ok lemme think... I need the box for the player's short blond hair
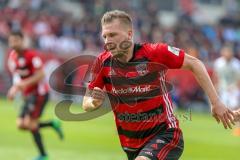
[101,10,132,29]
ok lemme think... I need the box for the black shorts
[19,93,49,119]
[125,128,184,160]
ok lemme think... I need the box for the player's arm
[7,68,44,100]
[181,54,235,129]
[7,73,21,100]
[82,87,105,112]
[7,58,19,100]
[17,68,45,91]
[82,55,105,112]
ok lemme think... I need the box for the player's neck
[116,44,134,63]
[14,48,25,56]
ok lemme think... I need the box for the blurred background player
[213,44,240,136]
[7,31,64,160]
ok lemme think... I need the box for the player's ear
[127,30,133,40]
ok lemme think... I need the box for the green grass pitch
[0,97,239,160]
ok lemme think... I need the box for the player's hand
[7,85,19,101]
[91,87,105,107]
[233,109,240,122]
[211,101,235,129]
[16,81,27,91]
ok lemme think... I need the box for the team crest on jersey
[168,46,180,56]
[135,63,149,76]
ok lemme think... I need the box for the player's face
[8,35,24,51]
[102,19,132,57]
[221,47,233,61]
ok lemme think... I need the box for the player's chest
[103,63,162,95]
[13,57,33,77]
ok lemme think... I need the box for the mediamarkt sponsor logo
[112,85,151,94]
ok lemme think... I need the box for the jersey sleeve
[28,50,43,70]
[88,56,105,90]
[150,43,185,69]
[31,56,43,69]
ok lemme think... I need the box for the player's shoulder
[96,50,112,63]
[140,42,170,59]
[141,42,166,50]
[140,43,171,56]
[232,58,240,68]
[8,50,17,60]
[214,57,225,66]
[232,57,240,64]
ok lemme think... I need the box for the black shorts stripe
[157,129,183,160]
[19,93,49,119]
[125,128,184,160]
[162,130,184,160]
[117,123,167,139]
[31,93,48,119]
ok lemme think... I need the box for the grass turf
[0,97,239,160]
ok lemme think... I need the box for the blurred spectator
[0,0,240,109]
[213,44,240,109]
[213,44,240,136]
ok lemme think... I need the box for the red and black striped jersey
[8,49,49,96]
[88,43,185,149]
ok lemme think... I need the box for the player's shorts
[19,93,49,119]
[124,128,184,160]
